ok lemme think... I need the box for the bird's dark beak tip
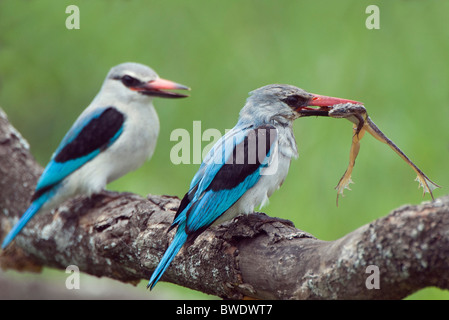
[297,107,330,117]
[171,93,190,98]
[141,90,190,99]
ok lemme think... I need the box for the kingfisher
[147,84,359,289]
[2,62,189,249]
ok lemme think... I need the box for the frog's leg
[335,123,366,206]
[364,117,440,199]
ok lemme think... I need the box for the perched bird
[1,62,189,249]
[147,84,360,289]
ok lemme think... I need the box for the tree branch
[1,107,448,299]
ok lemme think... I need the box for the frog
[326,103,440,205]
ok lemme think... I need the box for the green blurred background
[1,0,448,299]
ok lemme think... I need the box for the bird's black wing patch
[207,124,277,191]
[54,107,125,163]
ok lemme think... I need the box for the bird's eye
[282,95,307,107]
[121,75,141,87]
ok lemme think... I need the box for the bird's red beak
[299,94,363,117]
[309,94,362,107]
[137,78,190,98]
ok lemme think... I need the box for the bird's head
[241,84,361,125]
[101,62,190,103]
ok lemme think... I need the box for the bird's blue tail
[1,199,45,249]
[147,228,188,290]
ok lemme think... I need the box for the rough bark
[1,108,448,300]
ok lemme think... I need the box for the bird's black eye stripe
[282,95,308,107]
[121,75,142,87]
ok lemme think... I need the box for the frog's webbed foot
[414,171,441,200]
[335,171,354,206]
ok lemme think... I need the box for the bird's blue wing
[171,126,248,225]
[150,124,277,290]
[173,124,278,236]
[2,107,125,249]
[33,106,125,199]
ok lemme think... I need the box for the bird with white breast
[1,62,189,249]
[147,84,360,289]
